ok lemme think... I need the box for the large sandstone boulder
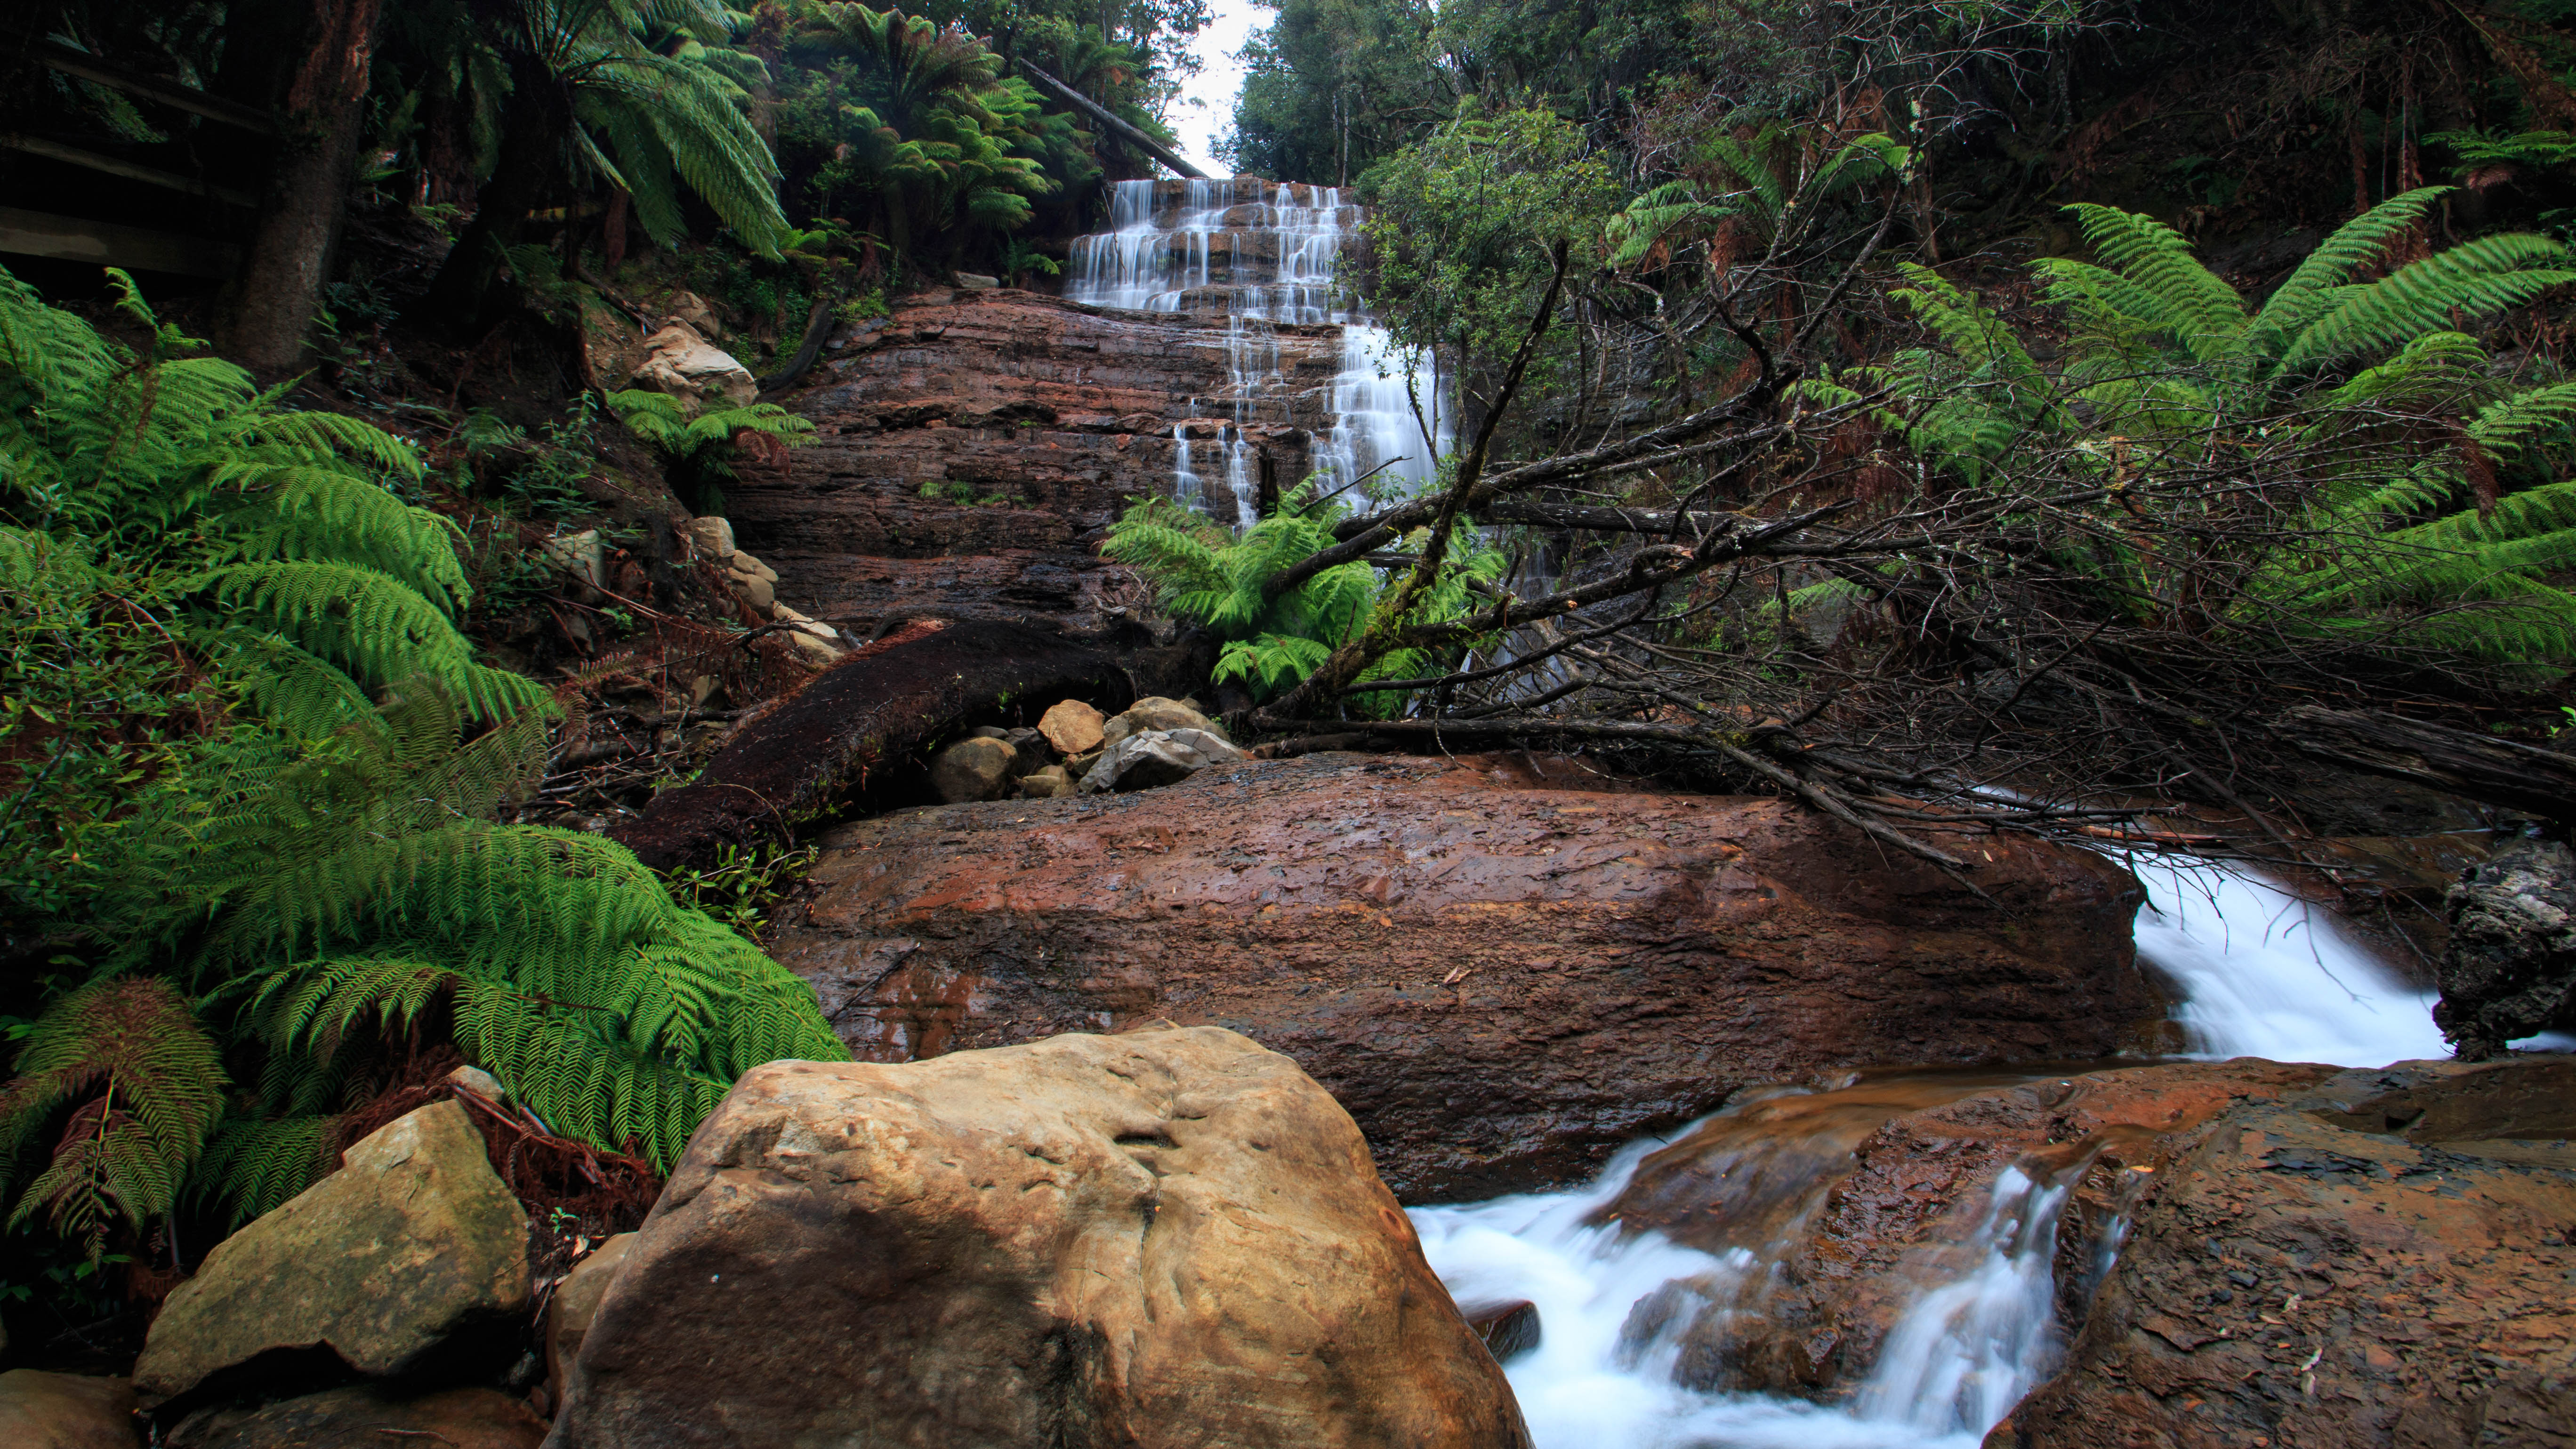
[2439,836,2576,1058]
[171,1387,545,1449]
[1993,1056,2576,1448]
[1101,695,1221,750]
[770,752,2149,1199]
[0,1370,135,1449]
[550,1029,1529,1449]
[134,1102,531,1405]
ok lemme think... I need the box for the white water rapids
[1412,855,2537,1449]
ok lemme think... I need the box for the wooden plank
[36,41,278,137]
[0,207,240,277]
[1,134,260,207]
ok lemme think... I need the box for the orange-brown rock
[548,1028,1529,1449]
[1989,1056,2576,1449]
[169,1386,544,1449]
[731,289,1346,635]
[765,751,2151,1199]
[1606,1061,2338,1396]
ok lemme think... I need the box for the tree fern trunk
[417,52,562,331]
[216,0,386,374]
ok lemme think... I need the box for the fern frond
[2277,234,2576,376]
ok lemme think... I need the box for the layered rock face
[1994,1057,2576,1449]
[726,289,1342,635]
[766,751,2150,1199]
[549,1028,1529,1449]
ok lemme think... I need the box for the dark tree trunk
[216,0,386,374]
[416,52,563,331]
[2280,705,2576,824]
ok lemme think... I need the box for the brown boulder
[0,1370,136,1449]
[930,735,1017,802]
[134,1102,530,1406]
[1039,697,1107,755]
[769,752,2150,1199]
[545,1235,635,1414]
[1992,1056,2576,1449]
[550,1028,1529,1449]
[171,1387,544,1449]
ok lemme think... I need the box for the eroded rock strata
[1993,1057,2576,1449]
[766,751,2150,1200]
[731,288,1346,635]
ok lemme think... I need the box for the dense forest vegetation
[6,0,2576,1354]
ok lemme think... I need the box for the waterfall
[1066,178,1451,525]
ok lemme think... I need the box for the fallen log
[2278,704,2576,824]
[610,618,1131,869]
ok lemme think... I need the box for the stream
[1411,857,2520,1448]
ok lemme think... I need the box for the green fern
[1104,479,1501,715]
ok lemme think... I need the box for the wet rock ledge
[767,750,2151,1200]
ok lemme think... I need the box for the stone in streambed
[1100,696,1222,750]
[1998,1055,2576,1449]
[2438,835,2576,1058]
[549,1029,1529,1449]
[0,1370,136,1449]
[1017,764,1074,798]
[930,736,1018,802]
[169,1386,545,1449]
[1078,726,1246,793]
[1037,698,1106,756]
[133,1102,530,1406]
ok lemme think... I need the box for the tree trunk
[216,0,386,374]
[416,53,561,330]
[2279,705,2576,824]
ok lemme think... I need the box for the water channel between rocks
[1410,857,2512,1449]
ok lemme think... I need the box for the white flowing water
[1066,178,1450,524]
[1411,852,2537,1448]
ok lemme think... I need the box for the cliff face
[724,287,1345,637]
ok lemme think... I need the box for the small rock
[1101,697,1222,751]
[134,1101,531,1405]
[931,737,1017,803]
[540,531,603,588]
[1462,1300,1542,1363]
[627,321,756,410]
[0,1369,136,1449]
[547,1236,636,1413]
[788,631,843,665]
[1017,765,1074,799]
[728,552,781,585]
[1038,699,1107,756]
[172,1386,544,1449]
[954,272,999,290]
[1065,748,1103,779]
[731,573,775,613]
[970,726,1012,740]
[684,516,735,564]
[444,1065,506,1103]
[667,292,724,340]
[1079,727,1247,794]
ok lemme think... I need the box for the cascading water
[1412,850,2565,1448]
[1065,178,1450,526]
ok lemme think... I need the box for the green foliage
[608,390,816,512]
[1359,111,1619,410]
[1224,0,1449,183]
[1853,199,2576,667]
[662,841,821,940]
[0,270,850,1258]
[1605,125,1908,272]
[1102,480,1501,713]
